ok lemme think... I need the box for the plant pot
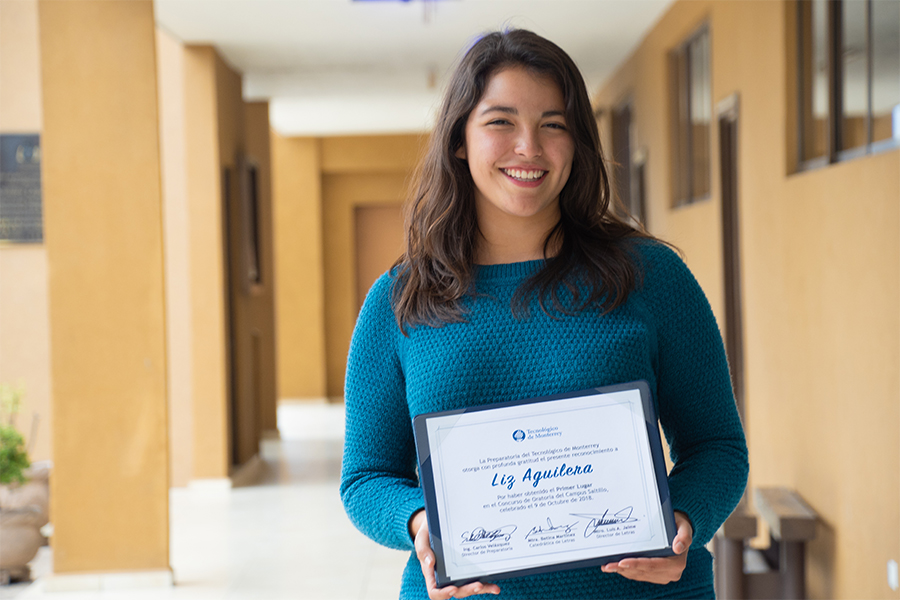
[0,506,44,584]
[0,461,51,584]
[0,461,50,525]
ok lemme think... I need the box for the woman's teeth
[503,169,545,181]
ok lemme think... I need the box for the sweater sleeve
[638,243,749,546]
[340,273,424,552]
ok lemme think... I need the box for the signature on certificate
[571,507,640,538]
[460,525,518,544]
[524,517,580,541]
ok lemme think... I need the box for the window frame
[669,23,712,208]
[796,0,899,172]
[238,156,264,291]
[610,97,634,218]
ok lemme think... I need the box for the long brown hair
[392,29,649,332]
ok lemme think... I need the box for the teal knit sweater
[341,241,748,599]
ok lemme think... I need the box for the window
[610,101,647,226]
[0,134,43,243]
[798,0,900,167]
[632,149,648,227]
[245,164,262,285]
[610,102,633,217]
[670,25,711,207]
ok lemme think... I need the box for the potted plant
[0,384,49,585]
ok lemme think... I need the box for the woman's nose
[514,127,542,158]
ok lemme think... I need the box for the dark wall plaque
[0,134,43,243]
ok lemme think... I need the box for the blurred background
[0,0,897,598]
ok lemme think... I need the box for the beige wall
[271,135,326,399]
[0,0,52,463]
[39,0,169,572]
[0,0,42,132]
[320,135,425,398]
[3,0,277,577]
[594,1,899,598]
[9,24,277,492]
[322,171,409,398]
[158,31,279,485]
[156,26,193,488]
[244,102,278,436]
[354,205,405,314]
[0,248,52,462]
[595,4,725,313]
[214,55,277,466]
[215,50,246,464]
[184,45,229,480]
[271,134,424,400]
[184,44,277,474]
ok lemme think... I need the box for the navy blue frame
[412,380,677,588]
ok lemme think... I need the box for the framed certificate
[412,381,677,587]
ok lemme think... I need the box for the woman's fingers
[415,534,449,599]
[672,512,693,554]
[419,548,458,599]
[413,515,445,599]
[453,581,502,597]
[417,552,500,598]
[601,554,688,584]
[413,511,500,597]
[600,510,693,584]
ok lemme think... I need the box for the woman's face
[456,66,574,233]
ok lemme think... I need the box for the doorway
[222,158,267,469]
[354,205,405,314]
[717,94,745,422]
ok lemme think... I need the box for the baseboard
[260,436,281,461]
[185,454,264,493]
[261,428,280,440]
[229,454,263,488]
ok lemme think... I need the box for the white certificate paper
[413,382,676,586]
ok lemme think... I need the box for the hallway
[13,402,408,600]
[0,2,897,597]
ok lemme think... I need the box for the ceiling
[154,0,674,136]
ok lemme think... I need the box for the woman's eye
[487,119,511,126]
[545,122,567,130]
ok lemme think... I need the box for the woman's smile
[501,168,547,183]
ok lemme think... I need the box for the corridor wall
[0,0,290,580]
[0,0,52,464]
[272,135,326,399]
[593,1,899,598]
[39,0,170,573]
[271,134,426,400]
[183,45,277,479]
[156,25,194,489]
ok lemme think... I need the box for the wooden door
[354,205,404,314]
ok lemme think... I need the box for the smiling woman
[390,30,649,330]
[455,67,574,265]
[340,29,748,600]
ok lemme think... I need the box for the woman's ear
[455,143,467,160]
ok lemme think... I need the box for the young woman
[340,29,748,599]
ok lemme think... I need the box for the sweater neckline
[473,259,545,282]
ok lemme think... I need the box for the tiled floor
[7,401,409,600]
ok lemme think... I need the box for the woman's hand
[600,511,693,584]
[411,510,501,598]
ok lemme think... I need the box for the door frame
[716,93,745,423]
